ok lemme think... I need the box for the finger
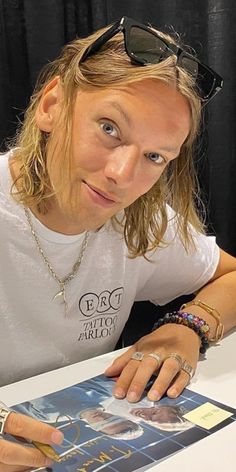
[0,438,52,467]
[113,355,160,402]
[5,412,64,446]
[147,357,181,401]
[167,370,191,398]
[125,357,161,402]
[112,359,138,399]
[0,464,31,472]
[104,346,136,376]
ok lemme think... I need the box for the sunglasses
[80,16,223,104]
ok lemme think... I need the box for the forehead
[74,79,191,149]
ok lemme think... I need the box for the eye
[144,152,166,165]
[100,121,119,138]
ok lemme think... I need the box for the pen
[0,401,61,463]
[32,440,61,462]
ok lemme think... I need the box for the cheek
[72,140,100,171]
[71,129,106,171]
[133,167,163,197]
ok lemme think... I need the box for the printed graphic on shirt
[77,287,124,341]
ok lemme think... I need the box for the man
[129,405,193,431]
[0,16,236,470]
[79,408,143,439]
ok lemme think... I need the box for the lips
[83,181,119,203]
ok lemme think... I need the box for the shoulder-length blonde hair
[11,22,203,257]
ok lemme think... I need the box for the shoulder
[0,149,12,189]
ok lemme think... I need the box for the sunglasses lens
[197,62,216,100]
[129,26,172,63]
[181,56,199,77]
[181,55,215,100]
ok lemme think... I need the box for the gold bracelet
[180,299,224,342]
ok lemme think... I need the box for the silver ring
[0,406,11,436]
[131,352,144,361]
[147,353,162,365]
[181,361,195,379]
[166,352,183,368]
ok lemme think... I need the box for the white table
[1,330,236,471]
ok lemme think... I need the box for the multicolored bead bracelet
[152,311,210,354]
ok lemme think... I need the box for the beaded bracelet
[152,311,210,354]
[181,300,224,342]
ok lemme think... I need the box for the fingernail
[168,388,178,398]
[127,391,138,402]
[51,430,64,445]
[113,387,125,398]
[148,390,161,401]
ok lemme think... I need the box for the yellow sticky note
[183,402,233,430]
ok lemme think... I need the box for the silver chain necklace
[24,208,89,317]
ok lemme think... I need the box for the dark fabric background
[0,0,235,344]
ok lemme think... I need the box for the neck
[30,203,87,235]
[9,158,87,235]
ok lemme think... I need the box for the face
[102,419,137,436]
[79,408,110,423]
[80,409,137,435]
[49,79,190,233]
[131,406,180,423]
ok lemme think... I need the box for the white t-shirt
[0,151,219,386]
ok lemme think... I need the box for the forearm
[181,271,236,339]
[107,255,236,403]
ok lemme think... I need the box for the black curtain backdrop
[0,0,236,343]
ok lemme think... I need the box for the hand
[105,323,200,402]
[0,410,63,471]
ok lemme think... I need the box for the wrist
[153,321,201,347]
[180,307,214,336]
[152,311,210,354]
[180,300,224,342]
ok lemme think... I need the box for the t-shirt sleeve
[135,207,220,305]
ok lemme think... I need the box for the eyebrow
[105,100,132,127]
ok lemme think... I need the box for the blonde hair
[11,22,204,257]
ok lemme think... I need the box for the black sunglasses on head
[80,16,223,104]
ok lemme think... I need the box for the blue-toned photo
[13,375,236,472]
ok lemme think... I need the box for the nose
[104,145,140,187]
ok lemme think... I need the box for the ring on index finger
[0,404,11,437]
[131,351,145,361]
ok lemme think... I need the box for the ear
[35,76,62,132]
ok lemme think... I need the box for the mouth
[83,181,119,207]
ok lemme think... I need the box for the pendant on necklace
[53,285,68,316]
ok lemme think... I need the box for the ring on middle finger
[146,352,162,367]
[165,352,183,368]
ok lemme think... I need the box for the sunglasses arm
[80,21,122,63]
